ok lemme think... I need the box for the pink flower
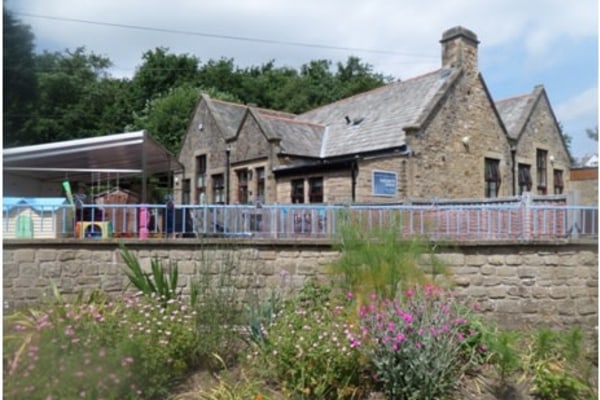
[346,291,354,300]
[406,288,415,297]
[402,313,413,324]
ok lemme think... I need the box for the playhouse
[3,197,71,239]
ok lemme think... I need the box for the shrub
[330,218,448,301]
[191,259,247,369]
[524,327,596,400]
[120,245,180,306]
[349,284,484,399]
[4,291,199,400]
[247,281,365,399]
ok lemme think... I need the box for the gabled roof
[204,96,299,142]
[298,68,461,157]
[204,96,247,139]
[495,85,543,140]
[255,112,325,157]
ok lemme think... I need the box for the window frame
[291,178,305,204]
[484,158,501,198]
[237,169,249,204]
[308,177,324,203]
[536,149,547,194]
[212,174,225,204]
[256,167,265,203]
[196,155,207,204]
[182,179,191,205]
[517,163,532,195]
[553,169,564,194]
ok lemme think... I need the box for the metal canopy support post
[141,130,147,203]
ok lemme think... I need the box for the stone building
[496,85,571,196]
[176,26,571,206]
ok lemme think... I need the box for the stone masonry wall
[3,240,597,332]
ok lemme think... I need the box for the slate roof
[298,68,460,157]
[205,98,247,139]
[201,68,462,159]
[254,112,325,157]
[495,86,543,140]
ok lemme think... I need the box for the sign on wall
[372,170,397,196]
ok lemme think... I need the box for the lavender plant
[348,284,485,399]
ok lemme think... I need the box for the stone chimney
[440,26,479,74]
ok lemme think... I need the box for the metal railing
[3,202,598,241]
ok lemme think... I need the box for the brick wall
[3,239,597,332]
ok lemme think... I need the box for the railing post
[567,190,581,239]
[521,193,532,240]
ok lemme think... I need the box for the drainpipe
[351,157,359,203]
[225,145,231,204]
[510,145,516,196]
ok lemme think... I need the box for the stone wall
[3,239,597,332]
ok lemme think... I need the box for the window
[309,177,323,203]
[291,179,304,203]
[212,174,225,204]
[517,164,532,195]
[256,167,265,203]
[196,155,207,204]
[182,179,191,205]
[237,169,249,204]
[484,158,501,198]
[536,149,547,194]
[553,169,564,194]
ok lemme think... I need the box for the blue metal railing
[2,202,598,241]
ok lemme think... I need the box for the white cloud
[555,87,599,123]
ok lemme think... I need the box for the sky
[5,0,599,159]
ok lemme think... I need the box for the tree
[586,126,598,142]
[27,48,122,143]
[3,8,38,147]
[130,47,200,112]
[129,84,201,154]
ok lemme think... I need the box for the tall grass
[330,211,449,301]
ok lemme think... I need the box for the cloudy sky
[6,0,598,158]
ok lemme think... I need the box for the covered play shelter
[3,130,184,201]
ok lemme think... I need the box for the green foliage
[330,215,447,301]
[3,291,199,400]
[247,280,365,399]
[129,83,201,153]
[586,126,598,142]
[243,287,283,348]
[3,7,38,147]
[486,329,523,383]
[120,245,180,306]
[351,284,485,399]
[524,327,596,400]
[191,249,248,369]
[130,47,200,111]
[173,354,273,400]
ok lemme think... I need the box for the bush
[330,219,448,301]
[247,281,365,399]
[349,284,485,399]
[525,327,596,400]
[4,291,199,399]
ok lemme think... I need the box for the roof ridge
[262,113,325,128]
[495,91,535,104]
[300,68,445,117]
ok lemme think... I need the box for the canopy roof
[3,130,183,185]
